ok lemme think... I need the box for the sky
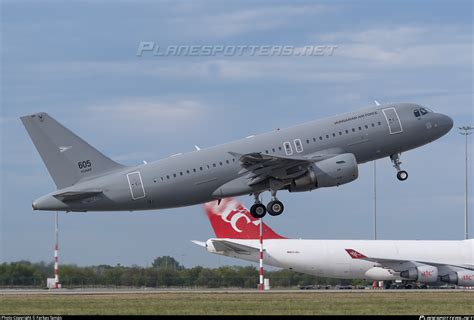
[0,0,472,268]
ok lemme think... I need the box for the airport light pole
[459,126,473,240]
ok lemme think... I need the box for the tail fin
[21,112,125,189]
[203,198,286,239]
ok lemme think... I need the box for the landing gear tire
[267,200,284,216]
[396,170,408,181]
[250,203,267,218]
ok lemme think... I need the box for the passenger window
[345,130,349,134]
[180,172,183,176]
[319,136,323,140]
[371,123,375,127]
[378,121,382,125]
[272,148,275,152]
[173,173,176,178]
[186,170,190,174]
[358,126,362,131]
[352,128,355,132]
[200,167,203,171]
[365,125,368,129]
[326,134,329,139]
[339,131,342,135]
[226,160,229,164]
[306,139,310,144]
[313,137,316,142]
[265,150,269,154]
[166,175,170,179]
[193,168,197,172]
[213,163,216,167]
[219,162,223,166]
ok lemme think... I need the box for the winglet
[345,249,367,259]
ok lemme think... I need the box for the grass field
[1,291,473,315]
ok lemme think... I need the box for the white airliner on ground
[193,198,474,286]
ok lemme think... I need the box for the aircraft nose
[440,114,454,132]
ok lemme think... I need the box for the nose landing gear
[390,153,408,181]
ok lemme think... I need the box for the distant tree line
[0,256,366,288]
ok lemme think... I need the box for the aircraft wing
[229,150,342,186]
[211,239,260,255]
[345,249,474,272]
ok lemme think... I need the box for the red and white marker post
[259,217,264,291]
[54,211,59,289]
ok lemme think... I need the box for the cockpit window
[420,108,429,115]
[414,110,421,117]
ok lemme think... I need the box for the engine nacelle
[440,271,474,286]
[289,153,358,192]
[400,265,438,283]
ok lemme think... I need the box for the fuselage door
[382,107,403,134]
[127,171,146,200]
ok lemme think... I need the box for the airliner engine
[289,153,358,192]
[440,271,474,286]
[400,265,438,282]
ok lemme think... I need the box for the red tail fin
[203,198,286,239]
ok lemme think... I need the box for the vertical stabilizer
[203,198,286,239]
[21,112,125,189]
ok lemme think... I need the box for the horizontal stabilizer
[211,239,260,255]
[53,190,103,202]
[191,240,207,248]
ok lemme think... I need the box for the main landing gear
[249,190,285,218]
[390,153,408,181]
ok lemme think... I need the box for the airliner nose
[441,114,454,132]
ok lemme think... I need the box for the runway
[0,288,471,295]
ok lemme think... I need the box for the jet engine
[289,153,358,192]
[440,271,474,286]
[400,265,438,282]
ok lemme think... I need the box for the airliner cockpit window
[414,110,421,117]
[420,108,429,115]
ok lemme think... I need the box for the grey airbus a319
[21,103,452,218]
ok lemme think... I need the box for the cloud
[167,4,331,39]
[316,26,472,67]
[84,98,208,133]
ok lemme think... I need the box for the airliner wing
[229,150,341,186]
[211,239,260,255]
[345,249,474,271]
